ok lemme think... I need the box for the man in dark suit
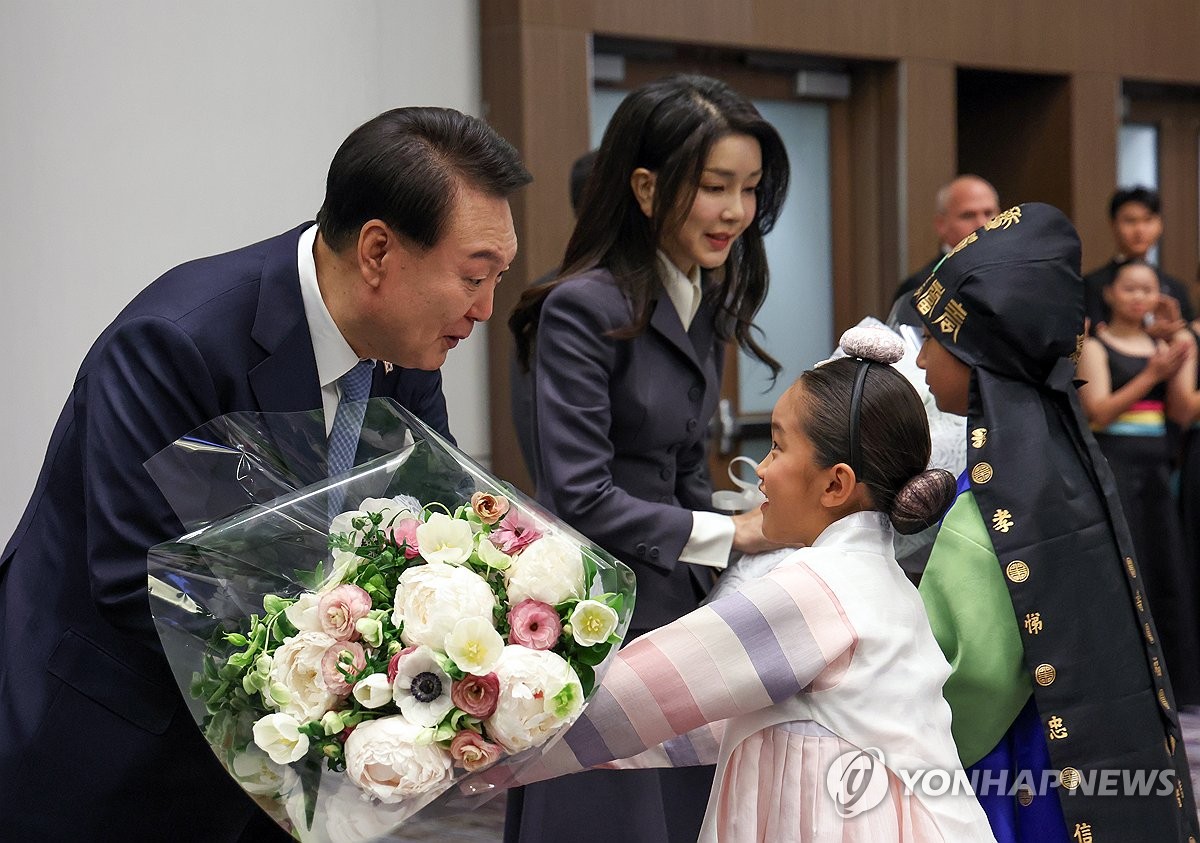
[1082,185,1194,329]
[0,107,529,840]
[888,174,999,328]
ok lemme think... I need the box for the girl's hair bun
[889,468,957,535]
[839,325,904,364]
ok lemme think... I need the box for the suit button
[650,546,660,560]
[686,418,698,432]
[688,385,702,401]
[660,466,671,480]
[635,542,647,557]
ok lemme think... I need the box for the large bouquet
[145,400,635,841]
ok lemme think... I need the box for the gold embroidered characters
[1047,715,1068,740]
[971,428,988,448]
[983,206,1022,231]
[992,508,1014,532]
[1024,612,1043,634]
[1072,822,1093,843]
[915,278,945,316]
[944,231,978,260]
[932,298,968,341]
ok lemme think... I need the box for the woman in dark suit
[506,74,790,843]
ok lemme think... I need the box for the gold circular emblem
[1006,560,1030,583]
[970,462,994,484]
[1016,786,1034,807]
[1160,688,1170,710]
[1034,664,1056,686]
[1126,556,1137,578]
[1060,767,1081,790]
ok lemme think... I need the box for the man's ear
[820,463,859,508]
[630,168,656,218]
[356,220,394,289]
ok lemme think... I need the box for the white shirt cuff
[680,511,735,569]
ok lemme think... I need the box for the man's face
[934,179,1000,250]
[1112,201,1162,260]
[366,186,517,370]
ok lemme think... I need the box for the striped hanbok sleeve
[496,559,857,785]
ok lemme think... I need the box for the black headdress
[914,202,1197,839]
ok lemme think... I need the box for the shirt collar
[297,224,364,389]
[656,250,703,330]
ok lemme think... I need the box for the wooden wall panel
[1070,74,1121,274]
[900,60,956,279]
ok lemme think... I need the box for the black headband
[847,359,872,480]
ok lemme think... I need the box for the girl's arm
[1165,330,1199,426]
[482,558,856,787]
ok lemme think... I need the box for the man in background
[1083,185,1194,329]
[889,174,999,328]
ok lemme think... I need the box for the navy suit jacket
[531,268,723,634]
[0,225,450,840]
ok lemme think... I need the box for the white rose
[485,645,584,753]
[284,592,322,632]
[252,712,310,764]
[415,512,474,566]
[230,744,299,795]
[392,562,497,650]
[268,630,339,722]
[353,673,394,709]
[344,715,453,803]
[505,533,586,606]
[568,600,620,647]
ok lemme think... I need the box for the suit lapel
[248,225,322,413]
[649,292,703,373]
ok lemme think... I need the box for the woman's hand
[1147,293,1187,341]
[730,508,795,555]
[1147,337,1192,381]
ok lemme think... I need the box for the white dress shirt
[656,251,735,570]
[296,224,372,435]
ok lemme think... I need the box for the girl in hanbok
[486,327,997,842]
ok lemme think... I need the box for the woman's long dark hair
[510,74,789,373]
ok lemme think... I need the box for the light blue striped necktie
[327,359,375,480]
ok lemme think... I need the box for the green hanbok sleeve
[919,490,1032,766]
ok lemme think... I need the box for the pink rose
[471,491,511,525]
[388,518,422,560]
[321,640,366,696]
[507,599,562,650]
[387,646,417,684]
[451,672,501,718]
[449,730,503,772]
[318,584,373,641]
[489,510,542,555]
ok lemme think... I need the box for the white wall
[0,1,490,540]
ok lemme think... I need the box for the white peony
[252,712,310,764]
[344,715,453,803]
[568,600,620,647]
[352,673,393,709]
[485,645,584,753]
[505,533,586,606]
[444,616,504,675]
[230,744,298,795]
[268,630,340,722]
[415,512,474,565]
[391,562,497,650]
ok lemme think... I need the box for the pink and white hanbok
[494,511,995,842]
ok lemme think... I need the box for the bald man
[889,175,999,327]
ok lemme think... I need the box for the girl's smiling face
[756,386,839,547]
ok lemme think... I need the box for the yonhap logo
[825,748,889,818]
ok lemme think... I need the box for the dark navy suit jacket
[530,268,723,634]
[0,224,450,840]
